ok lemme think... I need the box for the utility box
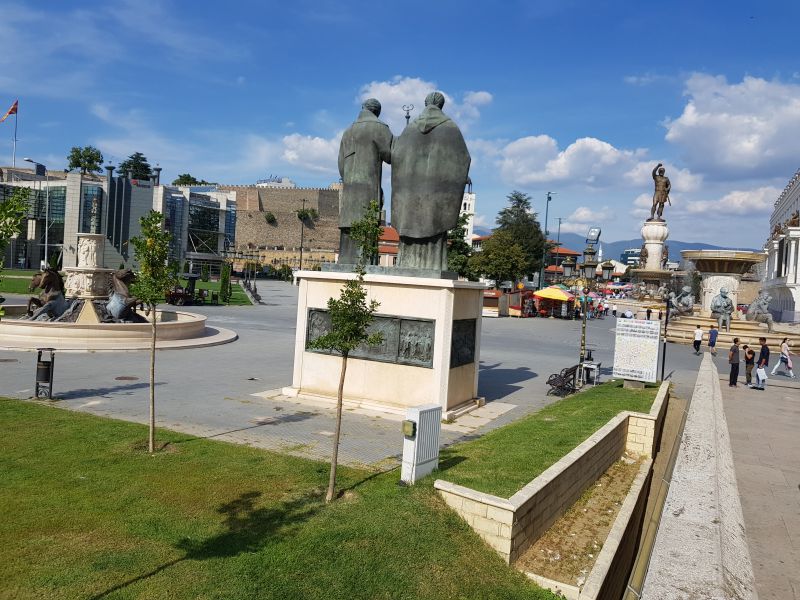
[400,404,442,485]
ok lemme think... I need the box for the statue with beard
[391,91,471,272]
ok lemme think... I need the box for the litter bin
[35,348,55,399]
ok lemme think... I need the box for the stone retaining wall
[434,381,670,564]
[641,355,757,599]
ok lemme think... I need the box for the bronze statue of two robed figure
[337,92,470,274]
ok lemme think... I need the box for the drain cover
[114,376,139,381]
[0,358,19,363]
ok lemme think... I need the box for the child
[743,344,755,385]
[708,325,719,356]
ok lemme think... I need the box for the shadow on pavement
[478,362,537,401]
[57,381,164,399]
[173,411,319,444]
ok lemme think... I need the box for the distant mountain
[470,228,755,262]
[550,233,757,263]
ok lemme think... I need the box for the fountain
[0,233,237,351]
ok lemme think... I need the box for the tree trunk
[326,353,348,503]
[148,305,156,453]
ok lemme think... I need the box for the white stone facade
[763,168,800,322]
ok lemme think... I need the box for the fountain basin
[0,309,237,351]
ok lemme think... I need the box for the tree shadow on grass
[89,489,322,599]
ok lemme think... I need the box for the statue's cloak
[338,109,392,228]
[391,106,471,239]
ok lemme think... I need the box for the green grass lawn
[0,398,555,600]
[179,278,252,306]
[440,381,658,498]
[0,275,34,295]
[1,268,40,278]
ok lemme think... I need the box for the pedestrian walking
[770,337,796,378]
[743,344,755,385]
[612,304,617,317]
[728,337,740,387]
[693,325,703,355]
[753,337,770,390]
[708,325,719,356]
[646,307,652,320]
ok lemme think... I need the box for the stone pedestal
[641,220,669,271]
[631,220,673,297]
[64,233,114,299]
[283,271,485,416]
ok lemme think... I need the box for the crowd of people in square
[694,324,795,389]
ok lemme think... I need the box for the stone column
[641,220,669,270]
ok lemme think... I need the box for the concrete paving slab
[722,373,800,600]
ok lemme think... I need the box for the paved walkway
[721,375,800,599]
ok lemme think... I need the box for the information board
[612,319,661,382]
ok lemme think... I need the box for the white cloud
[281,133,341,174]
[623,72,674,86]
[665,73,800,179]
[357,76,492,133]
[560,205,613,234]
[623,161,703,193]
[679,186,780,216]
[473,214,490,227]
[498,136,645,187]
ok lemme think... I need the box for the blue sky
[2,0,800,247]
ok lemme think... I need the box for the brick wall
[218,186,340,251]
[434,381,671,564]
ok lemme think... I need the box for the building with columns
[763,168,800,322]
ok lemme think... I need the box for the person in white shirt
[771,337,796,378]
[693,326,703,355]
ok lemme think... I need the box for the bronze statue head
[362,98,381,117]
[657,167,665,176]
[114,268,136,284]
[424,91,445,109]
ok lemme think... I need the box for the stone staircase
[666,314,798,350]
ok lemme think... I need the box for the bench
[546,364,581,396]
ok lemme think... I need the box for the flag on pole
[0,99,18,123]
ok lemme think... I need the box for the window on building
[80,185,104,234]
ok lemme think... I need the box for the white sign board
[612,319,661,382]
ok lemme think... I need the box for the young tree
[468,229,528,288]
[130,211,178,453]
[495,190,546,277]
[67,146,104,174]
[308,200,383,503]
[447,212,474,279]
[0,189,29,301]
[219,261,232,303]
[119,152,152,180]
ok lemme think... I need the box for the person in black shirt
[753,337,770,390]
[728,338,740,387]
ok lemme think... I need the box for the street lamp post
[579,242,598,364]
[24,158,49,268]
[537,192,553,290]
